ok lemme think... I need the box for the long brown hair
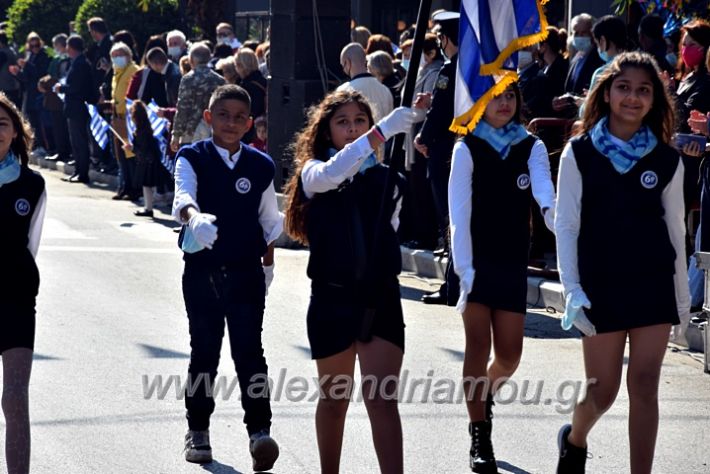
[579,51,675,143]
[283,89,375,244]
[0,93,33,166]
[129,100,153,139]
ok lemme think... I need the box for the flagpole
[106,123,129,147]
[360,0,434,339]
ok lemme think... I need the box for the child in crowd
[171,84,283,471]
[448,82,556,473]
[249,115,267,152]
[0,93,47,474]
[283,89,420,474]
[123,100,162,217]
[555,52,689,473]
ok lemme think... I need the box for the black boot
[485,392,495,422]
[469,421,497,473]
[556,424,587,473]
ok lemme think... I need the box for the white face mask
[401,58,410,71]
[168,46,182,58]
[112,56,128,68]
[518,51,533,69]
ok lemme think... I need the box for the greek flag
[125,99,169,142]
[86,103,110,149]
[124,98,174,175]
[450,0,550,134]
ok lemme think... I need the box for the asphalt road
[3,168,709,473]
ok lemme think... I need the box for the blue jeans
[181,263,271,434]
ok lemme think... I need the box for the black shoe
[469,421,497,473]
[61,173,78,182]
[66,160,76,166]
[45,154,62,162]
[485,392,495,422]
[62,174,88,183]
[134,209,154,217]
[422,291,447,305]
[556,424,587,473]
[433,246,447,257]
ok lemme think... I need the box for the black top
[524,55,569,118]
[305,164,405,285]
[179,140,274,269]
[419,54,458,164]
[564,49,604,95]
[462,134,536,268]
[61,54,97,119]
[240,70,268,143]
[676,70,710,133]
[0,166,44,256]
[572,134,679,282]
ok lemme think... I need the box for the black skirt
[582,270,679,334]
[0,255,39,352]
[467,262,528,314]
[307,277,405,359]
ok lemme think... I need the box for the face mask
[179,226,205,253]
[572,36,592,54]
[217,35,230,45]
[517,51,533,69]
[665,53,677,66]
[401,58,410,71]
[681,44,705,69]
[168,46,182,58]
[112,56,127,68]
[598,47,612,63]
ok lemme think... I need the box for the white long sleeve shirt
[171,140,284,245]
[554,142,690,318]
[28,190,46,257]
[449,138,557,281]
[301,134,403,230]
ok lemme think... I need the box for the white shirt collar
[210,139,243,169]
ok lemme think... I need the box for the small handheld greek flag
[86,103,110,149]
[124,98,174,175]
[451,0,550,134]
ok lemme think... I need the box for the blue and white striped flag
[86,103,111,149]
[451,0,549,134]
[124,98,174,175]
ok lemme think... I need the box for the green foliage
[5,0,82,44]
[75,0,182,54]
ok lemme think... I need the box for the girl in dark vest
[448,82,556,473]
[0,92,46,474]
[124,100,162,218]
[284,90,420,474]
[555,52,689,473]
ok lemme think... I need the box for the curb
[29,153,119,189]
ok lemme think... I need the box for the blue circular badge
[15,198,30,216]
[640,170,658,189]
[235,177,252,194]
[517,174,531,190]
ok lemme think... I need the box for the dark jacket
[16,49,50,112]
[240,70,268,142]
[524,55,569,118]
[419,55,457,167]
[565,48,604,95]
[676,70,710,133]
[60,54,97,119]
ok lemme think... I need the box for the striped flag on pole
[86,103,110,149]
[124,98,175,175]
[450,0,550,134]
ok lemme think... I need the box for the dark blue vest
[572,135,679,280]
[305,164,405,285]
[462,134,536,269]
[180,140,274,269]
[1,166,44,293]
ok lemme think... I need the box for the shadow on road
[200,459,244,473]
[497,460,533,474]
[524,311,580,340]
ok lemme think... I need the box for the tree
[186,0,227,40]
[75,0,183,54]
[5,0,82,44]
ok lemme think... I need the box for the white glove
[188,213,218,249]
[377,107,420,140]
[543,206,555,233]
[455,268,475,313]
[263,264,274,296]
[562,288,596,336]
[669,309,691,347]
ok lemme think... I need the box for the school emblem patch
[235,177,252,194]
[436,75,449,90]
[15,198,30,216]
[640,170,658,189]
[516,174,531,190]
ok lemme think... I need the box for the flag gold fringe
[449,70,519,135]
[449,0,551,134]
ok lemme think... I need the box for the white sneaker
[184,429,212,464]
[249,430,279,472]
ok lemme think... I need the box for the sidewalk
[31,153,708,355]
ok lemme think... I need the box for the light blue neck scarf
[590,116,657,174]
[472,120,529,159]
[0,151,21,187]
[328,148,377,174]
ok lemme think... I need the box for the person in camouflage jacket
[170,43,225,151]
